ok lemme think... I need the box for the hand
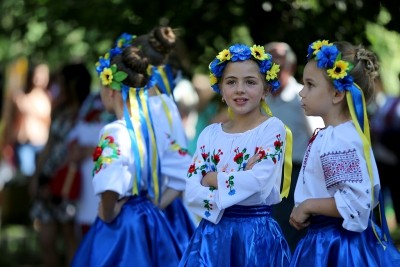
[98,197,129,223]
[244,153,262,170]
[289,204,311,230]
[200,172,218,188]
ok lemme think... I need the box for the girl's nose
[299,86,305,97]
[236,84,245,93]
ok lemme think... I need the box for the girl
[179,43,292,266]
[71,44,184,266]
[130,27,197,251]
[290,40,400,266]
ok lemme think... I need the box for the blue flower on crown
[230,44,252,61]
[307,40,354,92]
[95,46,127,91]
[209,43,281,94]
[316,45,339,69]
[115,33,136,48]
[333,75,354,92]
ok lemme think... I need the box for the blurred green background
[0,1,399,266]
[0,0,399,94]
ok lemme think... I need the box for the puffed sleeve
[185,125,223,223]
[152,95,192,191]
[161,141,192,191]
[92,122,134,198]
[320,125,380,232]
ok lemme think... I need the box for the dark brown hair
[333,41,379,103]
[111,46,150,88]
[131,26,176,66]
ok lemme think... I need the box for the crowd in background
[0,32,399,267]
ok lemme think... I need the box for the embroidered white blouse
[92,94,192,198]
[185,117,286,224]
[294,121,381,232]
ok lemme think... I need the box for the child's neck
[223,113,268,133]
[324,112,351,127]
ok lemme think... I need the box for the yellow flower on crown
[311,40,331,56]
[100,68,113,86]
[266,63,280,81]
[209,43,281,93]
[251,45,269,60]
[327,60,350,79]
[210,73,218,86]
[216,49,231,62]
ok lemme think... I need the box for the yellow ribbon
[155,88,173,130]
[135,88,160,203]
[128,89,144,196]
[157,65,173,96]
[261,101,292,198]
[346,86,386,248]
[281,126,293,198]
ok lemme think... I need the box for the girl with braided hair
[71,42,183,266]
[130,26,197,252]
[289,40,400,266]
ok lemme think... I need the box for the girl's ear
[332,90,346,104]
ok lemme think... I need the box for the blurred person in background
[264,41,324,252]
[29,62,91,267]
[370,77,400,238]
[1,62,52,178]
[66,83,115,239]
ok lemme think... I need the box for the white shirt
[93,94,192,198]
[294,121,380,232]
[185,117,286,224]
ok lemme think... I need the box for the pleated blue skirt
[71,195,182,267]
[163,197,196,252]
[179,205,291,267]
[290,215,400,267]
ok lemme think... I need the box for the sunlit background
[0,1,399,266]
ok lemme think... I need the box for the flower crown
[307,40,354,92]
[209,44,281,94]
[95,33,137,91]
[115,32,136,49]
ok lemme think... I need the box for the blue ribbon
[151,67,168,95]
[135,88,155,199]
[164,64,176,99]
[348,84,364,131]
[122,86,142,193]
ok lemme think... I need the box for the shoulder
[100,120,128,140]
[321,121,362,150]
[263,117,286,132]
[197,122,220,138]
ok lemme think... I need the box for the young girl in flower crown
[289,40,400,266]
[71,43,183,266]
[129,27,197,252]
[179,43,292,267]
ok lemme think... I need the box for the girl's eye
[226,80,235,85]
[247,80,256,85]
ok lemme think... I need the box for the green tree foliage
[0,0,399,92]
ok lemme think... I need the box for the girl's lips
[234,98,248,103]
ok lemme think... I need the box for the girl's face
[220,60,266,118]
[300,61,336,119]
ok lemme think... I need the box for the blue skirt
[290,215,400,267]
[71,195,182,267]
[179,205,291,267]
[163,197,196,252]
